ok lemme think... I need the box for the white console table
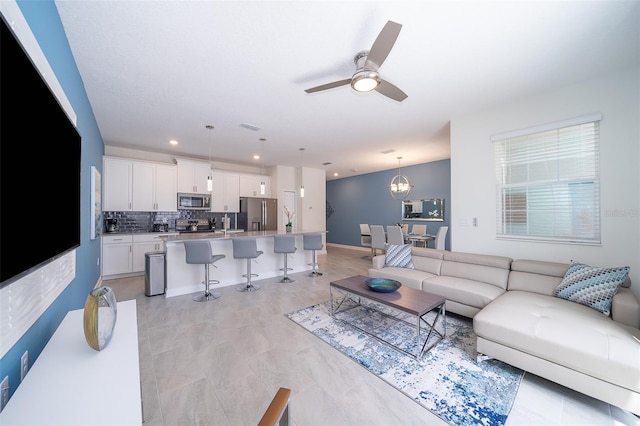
[0,300,142,425]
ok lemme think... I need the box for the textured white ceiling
[55,1,640,180]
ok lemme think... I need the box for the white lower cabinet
[102,234,133,276]
[103,233,177,277]
[132,234,175,272]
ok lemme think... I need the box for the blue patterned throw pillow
[554,263,630,316]
[384,244,414,269]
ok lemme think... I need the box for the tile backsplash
[103,211,238,233]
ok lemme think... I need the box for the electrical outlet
[20,351,28,382]
[1,376,8,411]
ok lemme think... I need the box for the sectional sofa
[368,246,640,415]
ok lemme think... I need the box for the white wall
[450,65,640,301]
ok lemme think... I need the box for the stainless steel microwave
[177,193,211,210]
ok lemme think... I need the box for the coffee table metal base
[329,278,446,360]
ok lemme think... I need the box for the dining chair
[369,225,387,256]
[435,226,448,250]
[359,224,373,258]
[411,224,427,235]
[386,225,405,246]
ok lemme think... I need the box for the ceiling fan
[304,20,407,102]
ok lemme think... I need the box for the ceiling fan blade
[305,79,351,93]
[366,20,402,69]
[376,80,408,102]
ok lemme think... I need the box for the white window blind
[493,114,601,244]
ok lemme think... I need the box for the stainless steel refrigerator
[238,197,278,231]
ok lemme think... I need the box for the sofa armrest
[372,254,386,270]
[612,287,640,329]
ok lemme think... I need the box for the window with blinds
[493,114,601,244]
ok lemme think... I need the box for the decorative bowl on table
[364,277,402,293]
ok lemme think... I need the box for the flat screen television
[0,15,82,288]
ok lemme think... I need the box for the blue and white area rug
[285,300,524,426]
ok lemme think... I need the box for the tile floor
[107,245,639,426]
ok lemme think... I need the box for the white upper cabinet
[211,171,239,212]
[103,157,133,211]
[177,159,211,194]
[104,157,176,212]
[132,161,177,211]
[239,174,271,198]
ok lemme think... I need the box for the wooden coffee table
[329,275,446,360]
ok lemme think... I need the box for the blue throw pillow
[554,263,630,316]
[384,244,414,269]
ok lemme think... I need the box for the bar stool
[232,238,263,292]
[303,233,323,277]
[184,241,226,302]
[274,234,297,283]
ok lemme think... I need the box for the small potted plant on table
[284,206,295,232]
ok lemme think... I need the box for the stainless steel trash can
[145,251,165,296]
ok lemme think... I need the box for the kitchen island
[161,230,324,298]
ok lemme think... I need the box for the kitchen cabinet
[239,174,271,198]
[103,157,132,211]
[132,161,177,211]
[211,171,240,212]
[102,234,133,276]
[103,233,177,277]
[177,159,211,194]
[132,233,176,272]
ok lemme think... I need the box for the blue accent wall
[0,0,104,400]
[326,159,451,249]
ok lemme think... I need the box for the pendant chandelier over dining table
[388,156,413,200]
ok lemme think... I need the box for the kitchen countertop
[162,229,323,242]
[103,230,180,235]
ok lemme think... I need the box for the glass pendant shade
[206,124,214,192]
[299,147,306,198]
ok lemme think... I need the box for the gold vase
[83,286,117,351]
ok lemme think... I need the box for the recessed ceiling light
[333,172,339,177]
[169,140,178,145]
[322,162,332,166]
[240,122,261,131]
[381,149,395,154]
[253,154,260,160]
[350,168,358,172]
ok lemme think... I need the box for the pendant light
[259,138,266,195]
[388,156,413,200]
[206,125,214,192]
[299,147,305,198]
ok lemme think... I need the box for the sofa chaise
[368,246,640,415]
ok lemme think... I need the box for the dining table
[404,233,435,247]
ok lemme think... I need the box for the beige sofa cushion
[474,291,640,393]
[368,266,436,290]
[423,276,506,310]
[440,252,512,290]
[508,259,569,295]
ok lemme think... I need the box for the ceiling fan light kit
[304,20,407,102]
[351,69,380,92]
